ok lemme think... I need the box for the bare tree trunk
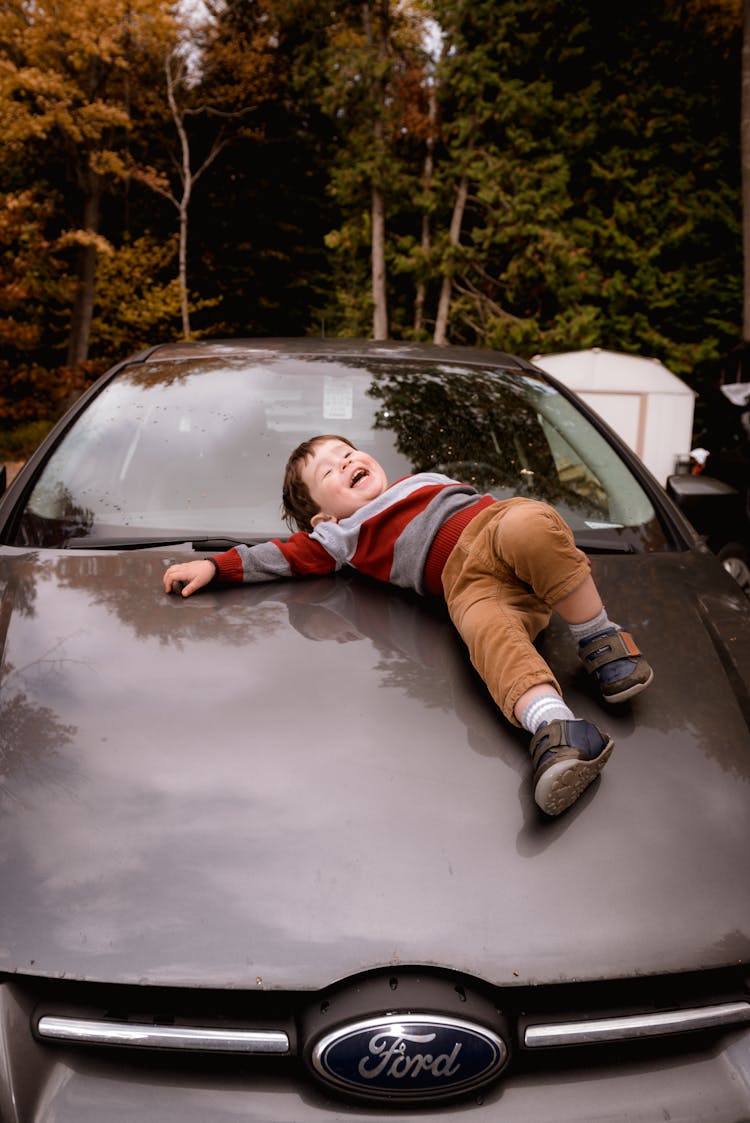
[433,174,469,346]
[364,0,389,340]
[372,178,389,339]
[66,176,101,367]
[743,0,750,340]
[136,51,237,340]
[166,55,192,339]
[177,195,190,338]
[414,83,436,336]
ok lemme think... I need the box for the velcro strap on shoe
[530,720,566,767]
[579,629,641,673]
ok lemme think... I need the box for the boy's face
[300,438,389,523]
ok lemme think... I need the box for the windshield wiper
[66,530,639,556]
[64,534,263,551]
[574,531,638,555]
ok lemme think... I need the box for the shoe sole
[534,739,614,816]
[601,667,654,703]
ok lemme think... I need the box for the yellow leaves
[0,190,48,246]
[0,61,71,145]
[0,0,178,152]
[41,101,133,148]
[89,148,129,177]
[6,65,68,101]
[77,100,130,132]
[130,163,174,200]
[7,0,176,68]
[89,235,183,351]
[55,229,114,255]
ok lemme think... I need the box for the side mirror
[666,473,742,544]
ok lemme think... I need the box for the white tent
[532,348,696,485]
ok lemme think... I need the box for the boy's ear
[311,512,339,528]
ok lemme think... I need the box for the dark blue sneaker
[531,719,614,816]
[578,627,654,703]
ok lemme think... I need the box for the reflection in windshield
[367,364,610,513]
[12,354,666,553]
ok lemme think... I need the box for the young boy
[163,435,653,816]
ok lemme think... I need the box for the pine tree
[307,0,432,338]
[577,0,741,375]
[425,0,601,350]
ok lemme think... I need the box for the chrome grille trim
[36,1015,290,1054]
[524,1000,750,1048]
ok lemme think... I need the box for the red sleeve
[273,534,338,576]
[211,535,337,583]
[211,546,245,582]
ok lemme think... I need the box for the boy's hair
[281,434,356,532]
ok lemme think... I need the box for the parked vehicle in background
[0,340,749,1122]
[669,381,750,596]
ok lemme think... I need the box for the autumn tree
[0,192,61,356]
[0,0,175,366]
[88,235,183,354]
[0,190,73,448]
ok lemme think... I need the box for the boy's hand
[163,559,216,597]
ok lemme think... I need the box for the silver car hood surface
[1,546,749,990]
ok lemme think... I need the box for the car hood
[1,546,749,990]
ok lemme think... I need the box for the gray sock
[568,607,617,646]
[520,693,576,735]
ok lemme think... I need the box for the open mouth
[350,468,369,487]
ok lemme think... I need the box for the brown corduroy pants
[441,497,591,726]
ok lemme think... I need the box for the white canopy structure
[532,348,696,485]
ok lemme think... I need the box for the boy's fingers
[163,569,179,593]
[164,566,189,593]
[163,560,212,597]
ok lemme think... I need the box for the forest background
[0,0,744,462]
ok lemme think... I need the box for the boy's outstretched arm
[163,559,216,597]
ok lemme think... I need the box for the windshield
[12,353,669,552]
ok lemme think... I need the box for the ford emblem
[310,1013,508,1101]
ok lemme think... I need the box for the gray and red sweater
[211,473,495,598]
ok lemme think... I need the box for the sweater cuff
[211,547,244,583]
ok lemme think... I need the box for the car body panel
[2,340,750,1121]
[1,544,749,991]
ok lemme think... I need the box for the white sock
[520,693,576,735]
[568,607,617,645]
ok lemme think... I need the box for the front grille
[20,964,750,1069]
[36,1015,290,1054]
[522,1000,750,1048]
